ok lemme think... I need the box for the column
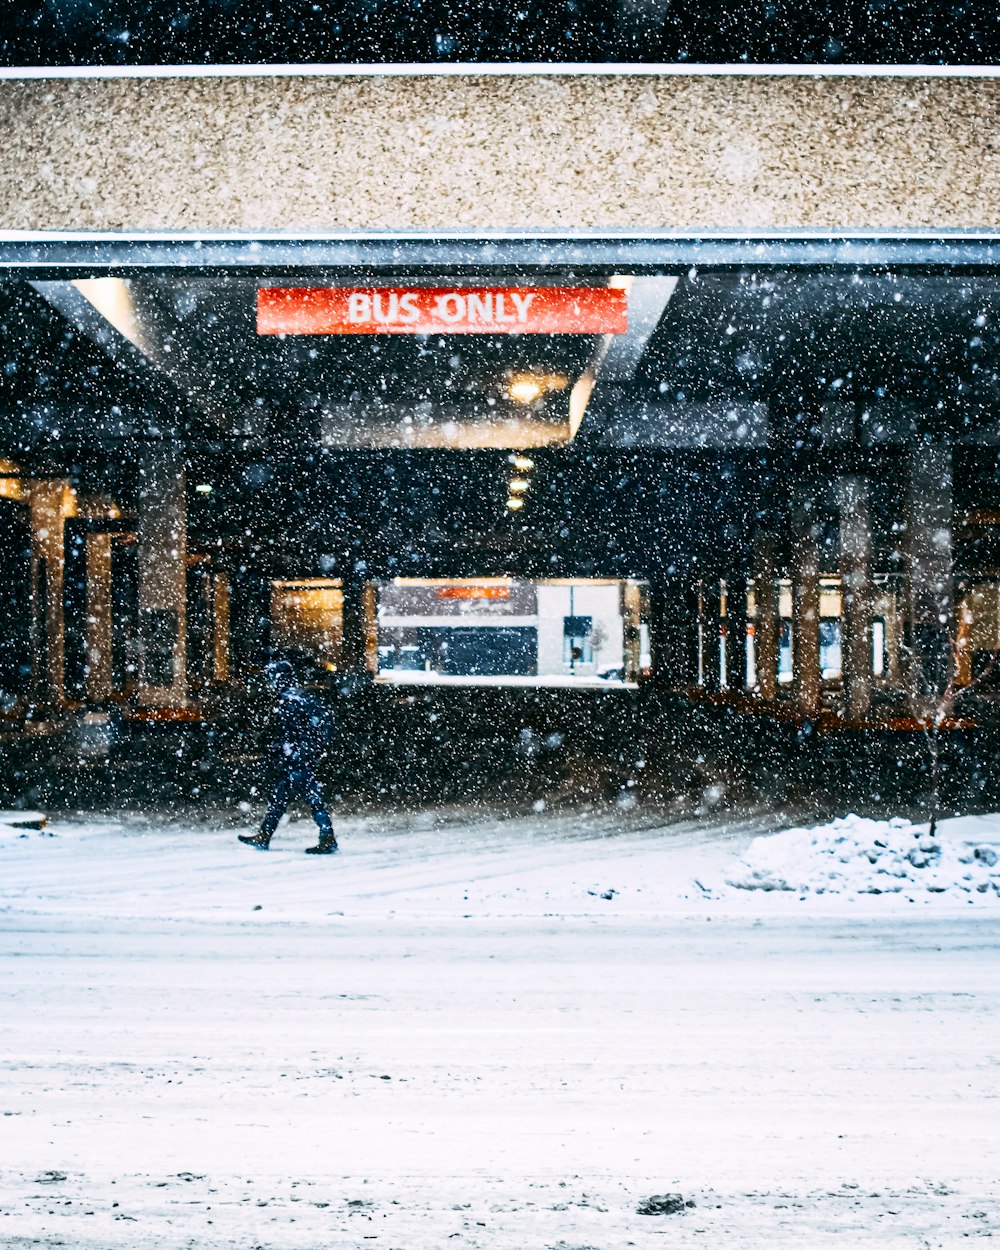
[791,496,821,719]
[229,571,270,677]
[362,583,379,674]
[880,582,903,687]
[650,577,699,690]
[724,573,749,694]
[85,530,114,703]
[212,571,230,683]
[137,445,188,708]
[954,587,974,688]
[753,533,779,701]
[907,442,954,701]
[621,580,642,683]
[339,575,367,673]
[0,485,32,707]
[27,478,75,712]
[700,577,723,692]
[838,475,873,723]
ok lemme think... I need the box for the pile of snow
[720,814,1000,898]
[0,809,46,831]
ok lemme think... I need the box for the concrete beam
[3,77,999,231]
[31,278,228,427]
[590,397,770,448]
[569,275,678,438]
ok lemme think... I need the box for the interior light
[509,379,543,405]
[509,477,530,493]
[506,372,568,405]
[195,483,213,494]
[512,455,535,471]
[506,497,524,510]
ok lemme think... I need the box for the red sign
[437,586,511,600]
[257,286,627,336]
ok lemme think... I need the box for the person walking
[238,660,338,854]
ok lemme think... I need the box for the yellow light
[506,372,568,405]
[506,497,524,510]
[509,477,530,493]
[509,379,543,404]
[512,455,535,471]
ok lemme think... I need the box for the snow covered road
[0,811,998,1247]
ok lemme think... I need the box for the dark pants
[261,766,335,841]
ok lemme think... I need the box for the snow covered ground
[710,812,1000,901]
[1,806,998,1247]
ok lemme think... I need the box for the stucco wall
[1,74,998,231]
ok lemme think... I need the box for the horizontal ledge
[1,62,1000,80]
[6,231,1000,275]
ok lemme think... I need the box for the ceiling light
[512,455,535,471]
[509,378,543,404]
[195,483,213,494]
[506,497,524,510]
[505,371,569,405]
[509,478,530,493]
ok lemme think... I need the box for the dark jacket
[268,686,334,770]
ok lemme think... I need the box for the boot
[305,834,338,855]
[238,832,271,851]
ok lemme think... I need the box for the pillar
[954,587,974,688]
[724,573,749,693]
[838,475,873,723]
[907,442,954,701]
[753,534,779,701]
[650,577,699,690]
[879,583,903,687]
[362,583,379,673]
[27,478,75,712]
[137,445,187,707]
[0,481,32,706]
[791,496,821,719]
[339,576,367,673]
[699,577,723,691]
[622,580,642,683]
[212,572,230,683]
[229,571,270,677]
[85,530,114,703]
